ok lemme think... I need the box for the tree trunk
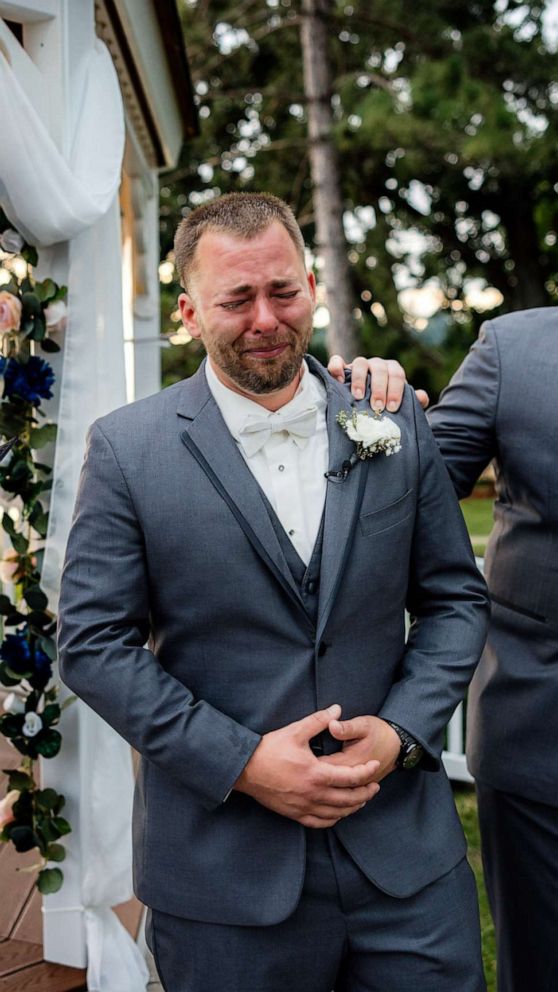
[499,188,549,311]
[300,0,358,356]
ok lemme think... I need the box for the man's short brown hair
[173,192,306,289]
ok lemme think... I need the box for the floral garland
[0,210,72,895]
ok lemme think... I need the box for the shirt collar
[205,356,326,443]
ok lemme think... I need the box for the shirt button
[278,464,285,472]
[288,529,295,536]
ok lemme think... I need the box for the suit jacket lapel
[305,359,368,643]
[177,363,312,628]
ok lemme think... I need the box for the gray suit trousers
[477,783,558,992]
[146,829,486,992]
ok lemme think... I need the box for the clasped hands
[234,705,400,828]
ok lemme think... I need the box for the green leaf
[29,424,57,448]
[5,610,28,627]
[30,509,49,539]
[37,867,63,894]
[0,662,21,687]
[21,245,38,267]
[2,512,16,537]
[20,292,46,340]
[5,769,33,790]
[27,611,51,631]
[9,825,39,852]
[40,338,61,353]
[0,595,14,615]
[12,737,36,759]
[46,843,66,863]
[0,713,25,736]
[35,788,60,810]
[52,816,71,837]
[23,585,48,611]
[41,704,60,726]
[37,818,61,843]
[34,729,62,759]
[33,826,49,856]
[0,281,19,298]
[12,788,33,820]
[0,408,28,437]
[34,279,57,303]
[39,636,57,661]
[11,533,29,554]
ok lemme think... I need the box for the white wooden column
[0,0,100,968]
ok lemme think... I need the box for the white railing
[441,556,484,784]
[443,702,473,783]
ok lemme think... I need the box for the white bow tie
[238,406,318,457]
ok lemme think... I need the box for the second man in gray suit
[336,305,558,992]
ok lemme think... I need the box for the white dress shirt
[205,357,329,565]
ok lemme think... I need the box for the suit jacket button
[317,641,328,657]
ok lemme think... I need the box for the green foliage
[161,0,558,397]
[455,786,496,990]
[0,217,71,892]
[37,868,63,894]
[29,424,57,449]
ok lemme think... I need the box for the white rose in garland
[22,712,43,737]
[3,692,26,715]
[44,299,67,330]
[337,409,402,459]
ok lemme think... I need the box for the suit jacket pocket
[359,488,415,538]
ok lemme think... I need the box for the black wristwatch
[385,721,424,770]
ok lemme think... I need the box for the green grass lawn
[455,786,496,991]
[460,498,494,556]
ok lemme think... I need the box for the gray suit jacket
[58,358,488,924]
[428,307,558,804]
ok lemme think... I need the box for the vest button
[307,580,317,595]
[317,641,328,657]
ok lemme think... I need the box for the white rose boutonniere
[337,409,402,459]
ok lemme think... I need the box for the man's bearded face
[178,222,316,399]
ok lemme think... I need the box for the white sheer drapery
[0,39,148,992]
[0,40,125,246]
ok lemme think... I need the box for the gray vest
[260,495,326,756]
[259,491,324,628]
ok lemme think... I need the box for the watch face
[402,745,424,770]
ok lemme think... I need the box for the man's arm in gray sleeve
[57,422,261,812]
[427,319,500,498]
[378,390,490,765]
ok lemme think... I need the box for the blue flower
[0,631,52,688]
[29,645,52,691]
[2,357,55,406]
[0,632,33,676]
